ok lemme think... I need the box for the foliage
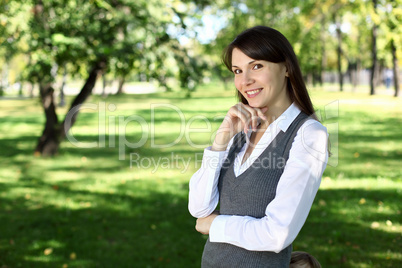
[2,0,212,90]
[0,84,401,267]
[1,0,401,93]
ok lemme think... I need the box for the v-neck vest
[201,112,309,268]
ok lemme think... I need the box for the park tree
[381,0,401,97]
[370,0,379,95]
[2,0,211,156]
[0,0,28,95]
[365,0,402,96]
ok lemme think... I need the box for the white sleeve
[188,135,236,218]
[208,120,328,252]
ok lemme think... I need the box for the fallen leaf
[365,162,373,167]
[371,222,380,229]
[44,248,53,255]
[323,176,331,181]
[70,252,76,260]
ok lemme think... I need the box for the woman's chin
[248,102,264,109]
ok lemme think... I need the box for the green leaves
[51,34,83,46]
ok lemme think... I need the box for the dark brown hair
[290,251,322,268]
[222,26,317,120]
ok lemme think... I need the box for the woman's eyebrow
[232,60,257,68]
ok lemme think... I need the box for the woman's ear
[284,64,289,77]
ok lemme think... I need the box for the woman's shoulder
[296,117,328,147]
[300,118,328,136]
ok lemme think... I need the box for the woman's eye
[233,69,241,74]
[253,64,263,70]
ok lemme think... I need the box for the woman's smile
[245,88,263,98]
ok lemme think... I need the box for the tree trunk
[391,40,400,97]
[336,20,343,92]
[102,74,108,97]
[35,84,59,156]
[377,64,384,87]
[59,66,67,107]
[117,76,125,94]
[29,83,35,98]
[307,73,313,86]
[60,60,105,141]
[1,61,9,94]
[319,20,326,87]
[35,60,105,156]
[347,61,357,91]
[370,0,378,95]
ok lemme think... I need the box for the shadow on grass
[1,178,400,267]
[0,179,204,268]
[295,188,401,268]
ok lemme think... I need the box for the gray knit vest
[201,112,309,268]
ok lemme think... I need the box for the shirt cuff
[209,215,231,243]
[201,146,227,170]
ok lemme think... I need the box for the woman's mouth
[246,88,263,98]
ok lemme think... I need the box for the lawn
[0,82,401,267]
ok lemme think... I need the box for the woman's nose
[241,71,254,86]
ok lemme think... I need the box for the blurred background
[0,0,401,267]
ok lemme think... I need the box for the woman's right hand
[211,103,268,151]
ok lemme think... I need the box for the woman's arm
[207,120,328,252]
[188,146,229,218]
[189,104,268,218]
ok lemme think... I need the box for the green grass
[0,82,401,267]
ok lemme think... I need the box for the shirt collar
[275,103,301,132]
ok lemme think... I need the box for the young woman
[189,26,328,267]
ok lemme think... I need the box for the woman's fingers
[235,103,268,133]
[230,104,250,133]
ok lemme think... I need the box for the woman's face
[231,48,290,110]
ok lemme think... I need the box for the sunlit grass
[0,82,401,267]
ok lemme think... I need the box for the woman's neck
[263,101,292,125]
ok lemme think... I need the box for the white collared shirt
[188,103,328,252]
